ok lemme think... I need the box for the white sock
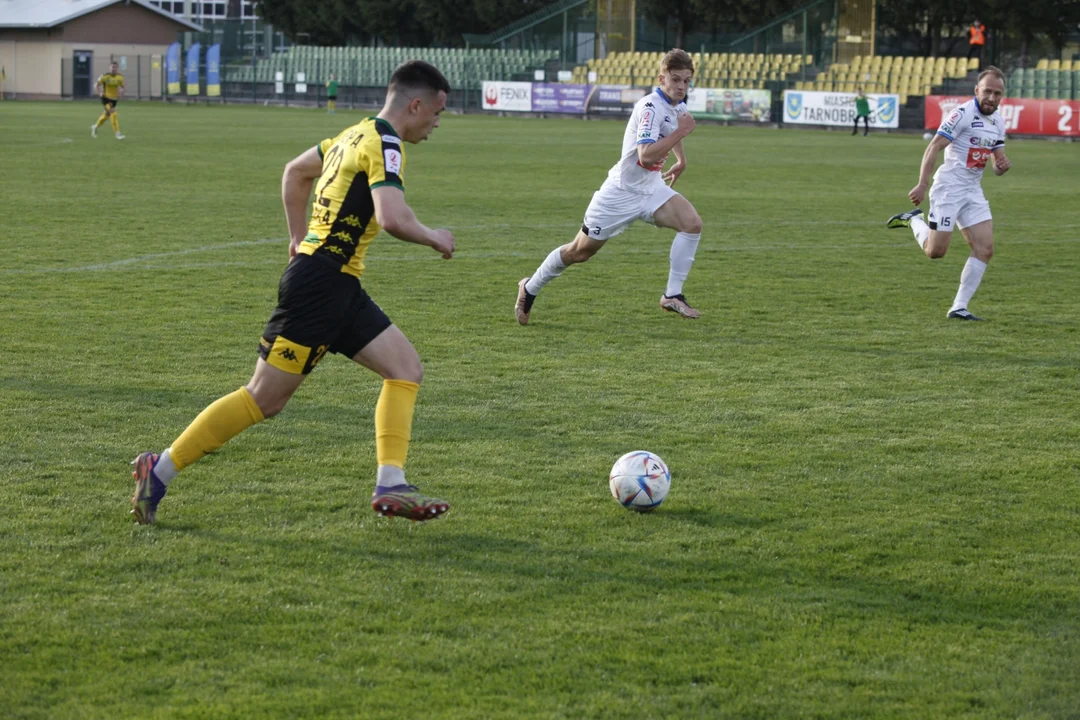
[665,232,701,297]
[910,215,929,249]
[950,256,987,312]
[525,246,567,296]
[153,448,179,486]
[376,464,406,488]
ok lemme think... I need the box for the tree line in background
[253,0,1077,61]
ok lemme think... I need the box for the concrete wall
[0,37,170,97]
[0,3,189,98]
[0,35,63,97]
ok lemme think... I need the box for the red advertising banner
[925,96,1080,137]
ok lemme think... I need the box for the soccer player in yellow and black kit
[130,61,455,523]
[92,61,125,140]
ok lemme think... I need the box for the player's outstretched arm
[281,146,324,259]
[909,134,950,206]
[373,186,454,259]
[991,148,1010,176]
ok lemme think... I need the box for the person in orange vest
[967,20,986,67]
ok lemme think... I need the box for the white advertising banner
[482,81,533,111]
[782,90,900,128]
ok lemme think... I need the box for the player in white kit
[886,66,1011,320]
[515,48,705,324]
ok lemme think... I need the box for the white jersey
[933,97,1006,189]
[605,88,685,194]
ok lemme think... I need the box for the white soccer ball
[609,451,671,512]
[922,131,934,140]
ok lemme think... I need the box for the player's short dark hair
[389,60,451,96]
[660,49,694,75]
[977,65,1005,85]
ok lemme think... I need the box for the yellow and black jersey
[97,73,124,100]
[298,117,406,277]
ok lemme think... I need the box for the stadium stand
[224,45,557,90]
[795,56,980,105]
[571,51,813,88]
[1011,59,1078,99]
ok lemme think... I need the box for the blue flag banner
[206,44,221,97]
[186,42,200,96]
[166,42,180,94]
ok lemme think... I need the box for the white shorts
[928,184,992,233]
[581,180,679,241]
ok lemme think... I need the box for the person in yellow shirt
[92,61,125,139]
[130,61,457,524]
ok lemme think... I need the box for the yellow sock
[328,100,335,112]
[95,113,108,128]
[170,387,265,470]
[110,112,119,132]
[374,379,419,469]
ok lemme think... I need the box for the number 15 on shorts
[929,209,952,230]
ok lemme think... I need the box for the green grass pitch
[0,101,1078,718]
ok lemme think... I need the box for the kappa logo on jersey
[384,148,402,175]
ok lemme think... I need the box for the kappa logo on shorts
[268,336,312,374]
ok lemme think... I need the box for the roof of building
[0,0,203,31]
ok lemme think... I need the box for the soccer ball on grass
[609,451,671,512]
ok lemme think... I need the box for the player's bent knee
[568,247,596,263]
[397,361,423,385]
[925,245,948,260]
[253,394,290,419]
[683,213,703,235]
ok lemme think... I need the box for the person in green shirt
[853,88,870,136]
[326,73,338,114]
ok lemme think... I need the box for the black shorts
[259,254,392,375]
[101,97,118,107]
[327,95,337,101]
